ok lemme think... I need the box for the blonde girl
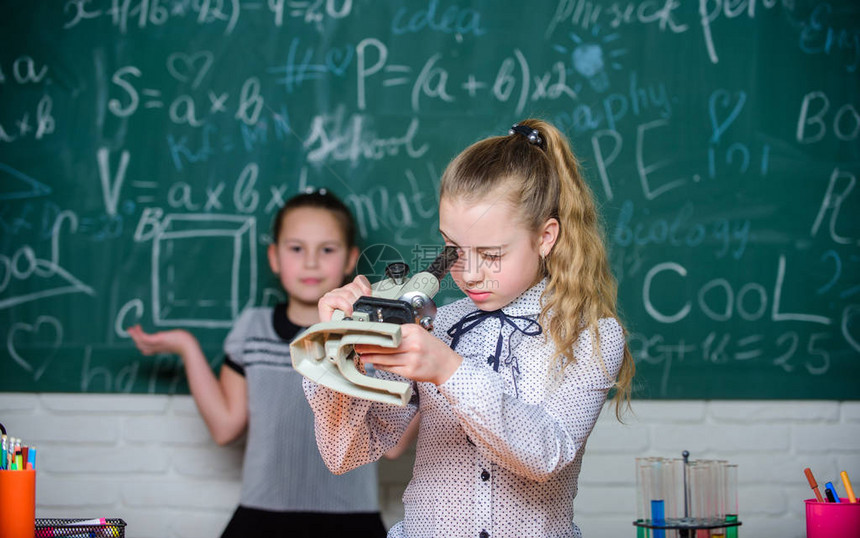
[307,120,634,538]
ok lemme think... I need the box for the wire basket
[35,518,126,537]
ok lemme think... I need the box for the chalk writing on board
[0,211,95,310]
[651,256,833,323]
[0,163,52,200]
[390,0,484,36]
[0,94,55,143]
[343,165,441,245]
[63,0,242,35]
[811,167,859,246]
[798,3,860,72]
[0,55,49,84]
[0,56,56,143]
[612,201,751,260]
[304,110,430,165]
[108,63,265,127]
[588,118,692,202]
[630,327,838,397]
[1,1,857,399]
[81,344,187,394]
[115,298,144,338]
[272,38,354,94]
[796,91,860,144]
[97,148,130,217]
[559,71,673,138]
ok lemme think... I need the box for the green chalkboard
[1,0,858,398]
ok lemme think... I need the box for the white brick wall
[2,394,858,538]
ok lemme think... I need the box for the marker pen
[9,437,17,470]
[27,446,36,470]
[13,437,21,469]
[841,471,857,503]
[0,434,6,470]
[825,482,841,503]
[804,468,824,502]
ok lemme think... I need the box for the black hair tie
[508,124,546,151]
[303,187,328,195]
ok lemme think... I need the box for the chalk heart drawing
[326,45,354,76]
[167,51,214,89]
[8,315,63,382]
[708,89,747,144]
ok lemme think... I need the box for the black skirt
[221,505,388,538]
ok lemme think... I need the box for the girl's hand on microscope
[355,324,463,386]
[318,275,372,322]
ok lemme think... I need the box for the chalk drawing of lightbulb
[555,30,626,93]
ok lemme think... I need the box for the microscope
[290,247,458,406]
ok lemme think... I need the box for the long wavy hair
[439,119,634,419]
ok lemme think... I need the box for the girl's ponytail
[521,120,634,420]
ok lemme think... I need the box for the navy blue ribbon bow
[447,309,542,371]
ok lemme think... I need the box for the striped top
[224,304,380,513]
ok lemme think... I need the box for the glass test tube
[724,464,738,538]
[689,461,710,538]
[711,460,726,538]
[650,458,666,538]
[636,458,651,538]
[668,458,685,519]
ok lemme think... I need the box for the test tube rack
[632,451,742,538]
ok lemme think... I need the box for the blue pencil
[825,482,842,503]
[27,446,36,470]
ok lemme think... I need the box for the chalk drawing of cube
[153,214,256,328]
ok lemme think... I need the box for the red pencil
[805,467,825,502]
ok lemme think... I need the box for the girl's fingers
[354,343,401,355]
[128,326,157,346]
[353,274,372,295]
[329,295,356,315]
[359,355,402,372]
[320,291,357,319]
[345,278,371,304]
[358,351,397,363]
[319,276,373,320]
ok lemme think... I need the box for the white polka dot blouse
[304,278,625,538]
